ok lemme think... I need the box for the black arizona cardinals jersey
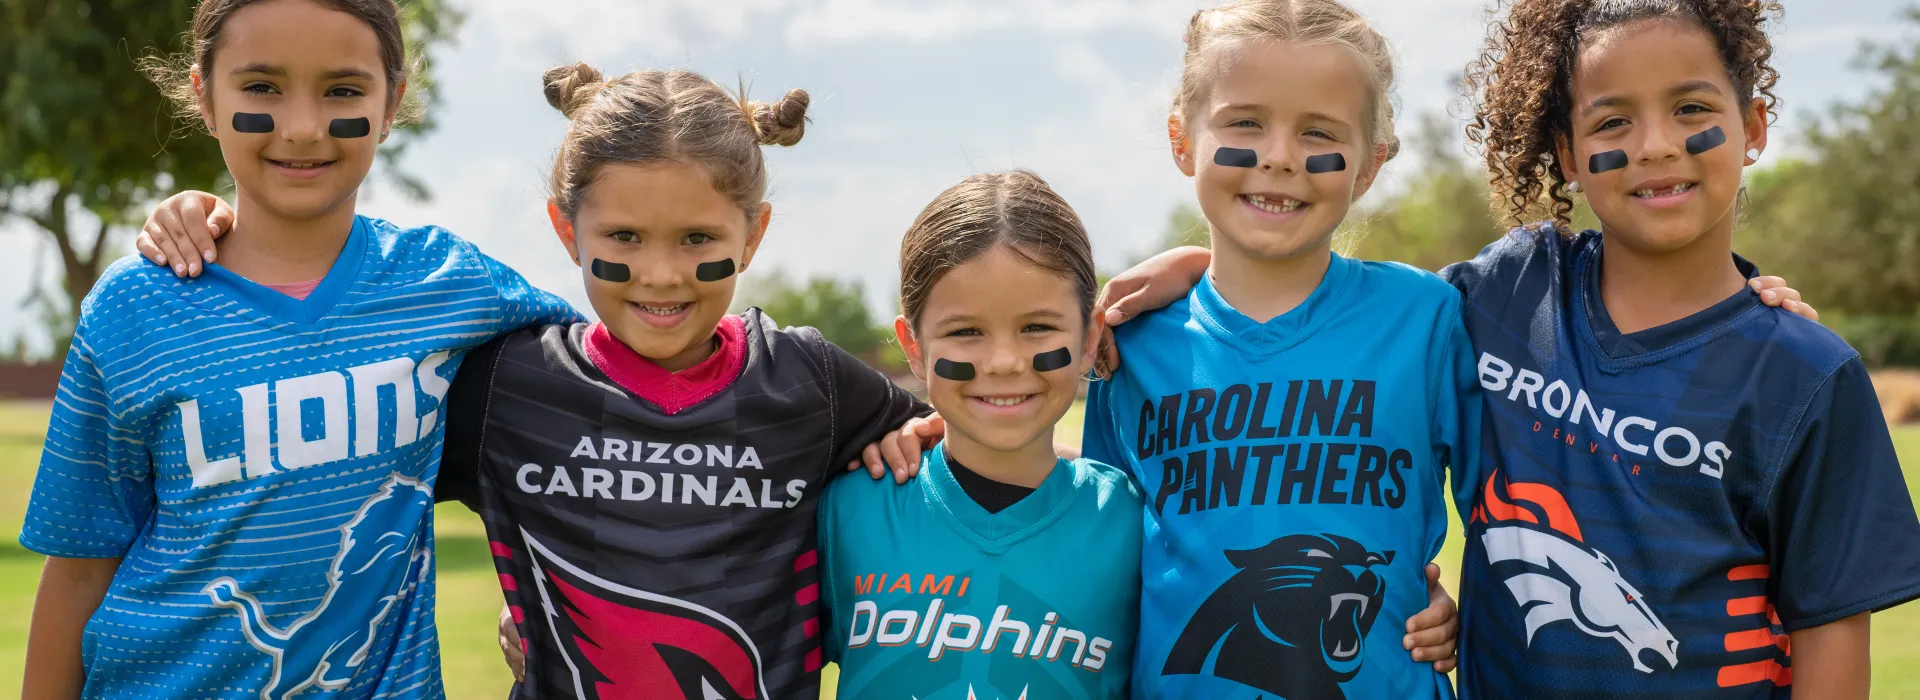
[439,310,928,700]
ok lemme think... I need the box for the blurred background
[2,0,1916,697]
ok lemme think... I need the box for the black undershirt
[945,450,1038,514]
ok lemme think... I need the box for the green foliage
[741,270,898,369]
[1159,203,1209,252]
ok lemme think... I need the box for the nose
[1260,136,1300,173]
[1636,120,1686,164]
[1343,564,1369,581]
[278,97,328,144]
[980,338,1026,377]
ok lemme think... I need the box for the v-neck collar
[197,215,369,327]
[921,447,1077,553]
[1189,252,1353,359]
[1573,233,1765,364]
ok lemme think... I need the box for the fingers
[880,432,910,483]
[151,207,200,277]
[1095,323,1119,378]
[861,443,885,480]
[1406,562,1460,666]
[1784,299,1820,322]
[204,194,236,237]
[1757,286,1801,307]
[498,604,526,682]
[178,196,220,267]
[138,222,172,269]
[1750,279,1821,322]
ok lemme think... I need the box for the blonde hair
[542,63,810,221]
[1175,0,1401,164]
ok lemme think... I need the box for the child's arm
[22,556,119,699]
[1788,612,1870,700]
[810,333,932,484]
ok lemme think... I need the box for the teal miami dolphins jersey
[1083,254,1479,700]
[1442,226,1920,699]
[820,449,1143,699]
[21,216,578,699]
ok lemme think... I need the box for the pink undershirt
[582,315,748,415]
[262,277,324,301]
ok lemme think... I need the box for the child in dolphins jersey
[20,1,580,698]
[820,171,1143,700]
[1088,0,1917,698]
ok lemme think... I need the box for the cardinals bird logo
[1472,471,1679,673]
[522,531,769,700]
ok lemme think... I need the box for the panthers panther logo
[1164,533,1393,699]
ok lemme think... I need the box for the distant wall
[0,363,60,399]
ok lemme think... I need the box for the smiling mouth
[973,395,1034,408]
[635,303,690,316]
[1242,194,1306,213]
[1632,182,1695,198]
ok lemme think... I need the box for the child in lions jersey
[819,170,1142,699]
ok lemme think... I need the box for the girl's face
[195,0,398,220]
[898,245,1096,456]
[1557,19,1767,253]
[560,161,767,371]
[1174,39,1383,265]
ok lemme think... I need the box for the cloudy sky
[2,0,1912,355]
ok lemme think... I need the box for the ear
[1741,97,1768,166]
[381,78,409,143]
[1169,114,1197,178]
[893,316,925,380]
[1351,141,1393,201]
[1079,313,1102,374]
[1555,133,1581,183]
[547,200,579,265]
[192,67,216,133]
[739,202,772,273]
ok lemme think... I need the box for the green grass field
[1,400,1917,697]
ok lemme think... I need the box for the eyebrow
[1581,80,1727,117]
[228,63,376,81]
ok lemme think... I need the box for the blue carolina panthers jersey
[21,215,579,699]
[820,449,1143,700]
[1083,253,1478,700]
[1442,226,1920,699]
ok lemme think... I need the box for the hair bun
[750,89,810,147]
[542,62,606,119]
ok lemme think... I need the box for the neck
[1597,217,1745,335]
[1208,235,1332,323]
[943,427,1057,489]
[219,189,359,285]
[650,334,719,373]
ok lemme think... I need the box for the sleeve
[475,249,584,334]
[1763,358,1920,630]
[436,338,506,509]
[817,481,847,664]
[1081,378,1132,469]
[19,334,154,558]
[815,333,932,476]
[1430,298,1486,524]
[1437,224,1559,299]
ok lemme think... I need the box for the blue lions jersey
[1442,226,1920,699]
[1083,254,1479,700]
[820,449,1143,700]
[21,215,579,699]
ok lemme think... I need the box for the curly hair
[1463,0,1783,229]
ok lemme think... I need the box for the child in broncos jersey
[23,1,580,698]
[425,64,933,700]
[1088,1,1909,698]
[819,171,1143,700]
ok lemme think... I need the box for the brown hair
[897,170,1097,330]
[1175,0,1402,165]
[142,0,418,126]
[1465,0,1783,228]
[542,63,809,222]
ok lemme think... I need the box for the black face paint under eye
[1213,147,1259,168]
[1685,126,1726,155]
[328,117,371,138]
[1588,149,1629,174]
[1031,347,1072,372]
[589,259,630,282]
[231,112,275,133]
[695,259,736,283]
[1304,153,1346,174]
[933,359,975,381]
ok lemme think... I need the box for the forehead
[1201,38,1371,119]
[922,245,1079,321]
[216,0,385,73]
[1572,18,1733,99]
[576,161,745,229]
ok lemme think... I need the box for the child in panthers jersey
[819,171,1142,699]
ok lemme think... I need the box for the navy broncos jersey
[1442,225,1920,699]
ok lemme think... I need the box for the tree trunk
[28,185,114,335]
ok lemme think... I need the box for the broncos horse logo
[1165,533,1394,699]
[1472,471,1679,673]
[522,530,768,700]
[204,475,435,700]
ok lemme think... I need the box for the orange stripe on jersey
[1717,659,1792,688]
[1508,481,1583,541]
[1727,564,1769,581]
[1727,596,1769,616]
[1723,628,1776,652]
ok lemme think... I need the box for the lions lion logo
[1164,533,1394,699]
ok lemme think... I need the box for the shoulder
[741,307,841,375]
[1112,285,1202,347]
[1743,307,1862,379]
[355,215,506,282]
[1347,258,1462,305]
[1438,222,1584,297]
[1072,458,1145,510]
[76,255,195,342]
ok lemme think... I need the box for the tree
[0,0,461,351]
[739,270,900,370]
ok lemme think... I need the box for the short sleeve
[1081,378,1132,470]
[817,334,931,475]
[20,336,154,558]
[436,337,505,509]
[817,481,847,664]
[1764,358,1920,630]
[476,251,583,334]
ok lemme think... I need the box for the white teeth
[1634,183,1694,198]
[1245,194,1304,213]
[982,396,1028,407]
[639,303,687,315]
